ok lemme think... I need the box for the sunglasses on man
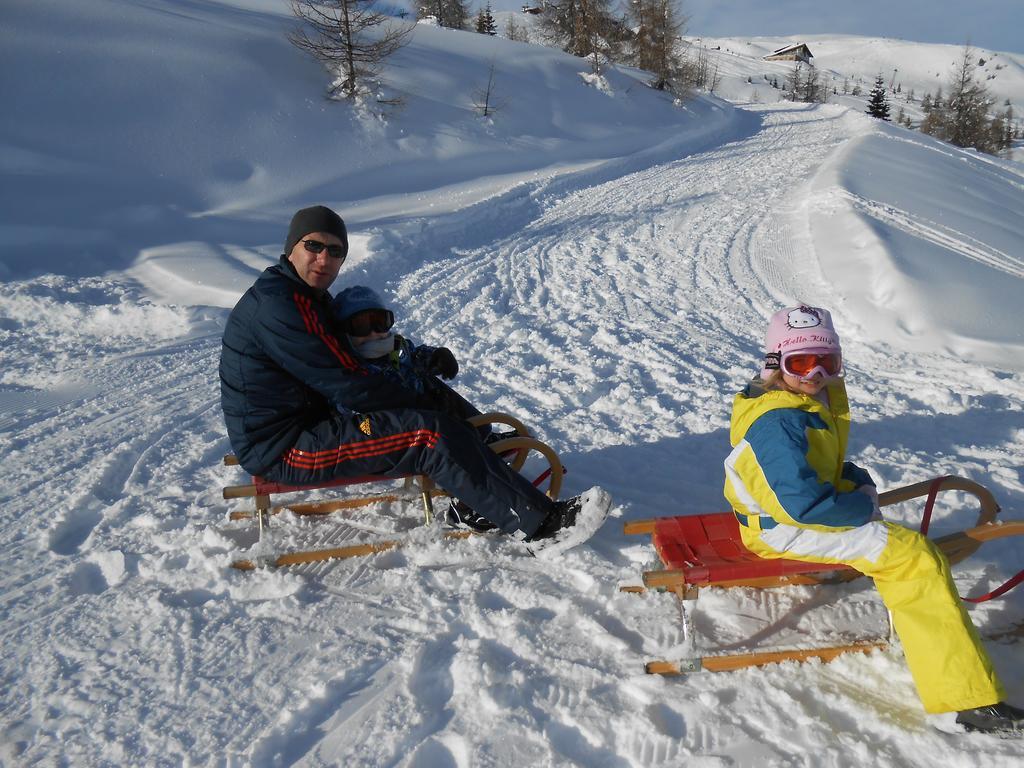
[781,351,843,380]
[302,239,346,259]
[343,308,395,337]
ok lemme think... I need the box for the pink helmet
[761,305,842,378]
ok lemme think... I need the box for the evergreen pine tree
[475,3,497,35]
[920,47,1000,154]
[418,0,469,29]
[944,46,995,150]
[866,74,891,120]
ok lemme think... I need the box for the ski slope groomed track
[2,100,1024,766]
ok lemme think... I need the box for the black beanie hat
[284,205,348,258]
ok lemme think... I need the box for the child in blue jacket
[331,286,513,532]
[331,285,479,422]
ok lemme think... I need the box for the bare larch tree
[538,0,624,74]
[920,45,1006,154]
[629,0,686,91]
[290,0,413,100]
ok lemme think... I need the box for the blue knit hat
[331,285,389,322]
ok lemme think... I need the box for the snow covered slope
[689,35,1024,119]
[0,0,734,285]
[1,1,1023,766]
[811,121,1024,368]
[488,0,1024,54]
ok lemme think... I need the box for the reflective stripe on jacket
[723,380,874,532]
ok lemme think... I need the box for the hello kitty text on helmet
[761,305,843,380]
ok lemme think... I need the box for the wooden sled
[223,412,564,570]
[624,475,1024,675]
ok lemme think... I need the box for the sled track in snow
[396,106,856,448]
[841,191,1024,279]
[0,335,227,638]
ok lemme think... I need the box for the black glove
[429,347,459,379]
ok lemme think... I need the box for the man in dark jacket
[219,205,609,554]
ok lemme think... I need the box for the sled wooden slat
[878,475,999,524]
[645,641,888,676]
[231,541,399,570]
[933,520,1024,563]
[230,530,476,570]
[227,490,451,521]
[623,519,657,536]
[222,472,411,500]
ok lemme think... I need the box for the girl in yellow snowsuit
[724,305,1021,733]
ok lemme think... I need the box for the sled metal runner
[626,475,1024,676]
[223,412,564,570]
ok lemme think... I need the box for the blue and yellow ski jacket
[723,380,874,532]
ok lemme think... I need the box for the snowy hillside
[2,1,1024,766]
[687,35,1023,116]
[487,0,1024,54]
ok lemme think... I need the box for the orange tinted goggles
[781,352,842,378]
[344,308,394,336]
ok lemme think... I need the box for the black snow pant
[419,377,490,441]
[263,406,553,536]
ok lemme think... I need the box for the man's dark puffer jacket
[219,257,420,475]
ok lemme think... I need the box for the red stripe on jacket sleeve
[292,292,365,374]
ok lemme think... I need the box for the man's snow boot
[956,701,1024,735]
[526,486,611,558]
[445,500,498,533]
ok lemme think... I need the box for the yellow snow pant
[739,519,1004,713]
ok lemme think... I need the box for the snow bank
[809,117,1024,369]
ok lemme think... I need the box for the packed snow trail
[398,104,861,451]
[2,102,1023,766]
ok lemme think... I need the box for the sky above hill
[685,0,1022,54]
[493,0,1023,54]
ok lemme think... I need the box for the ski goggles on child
[343,308,395,337]
[781,350,843,380]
